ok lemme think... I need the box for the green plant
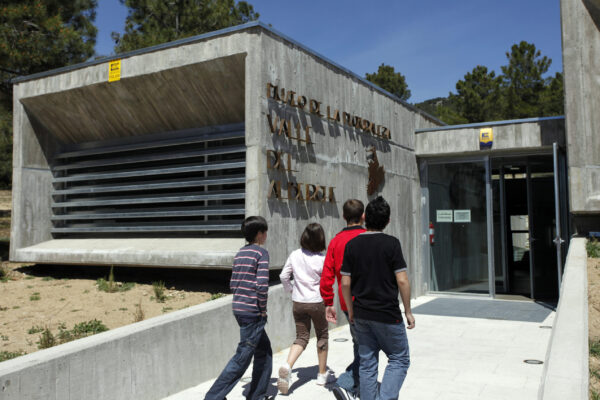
[37,328,56,349]
[588,239,600,258]
[162,307,173,313]
[0,264,7,282]
[0,350,26,362]
[1,335,8,341]
[96,266,134,293]
[133,300,145,322]
[24,276,34,280]
[27,325,44,334]
[592,389,600,400]
[42,276,55,281]
[26,285,33,289]
[591,339,600,357]
[29,292,40,301]
[152,281,167,303]
[210,292,225,300]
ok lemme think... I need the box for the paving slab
[164,296,554,400]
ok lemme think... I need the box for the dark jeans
[204,315,272,400]
[336,311,360,395]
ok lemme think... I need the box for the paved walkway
[165,296,554,400]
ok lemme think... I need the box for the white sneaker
[277,366,291,394]
[316,370,335,385]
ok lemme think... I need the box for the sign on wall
[436,210,453,222]
[108,60,121,82]
[479,127,493,149]
[454,209,471,223]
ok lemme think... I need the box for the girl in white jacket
[278,223,332,394]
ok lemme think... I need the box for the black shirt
[341,231,407,324]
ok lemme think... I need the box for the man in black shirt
[340,196,415,400]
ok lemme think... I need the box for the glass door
[427,160,489,294]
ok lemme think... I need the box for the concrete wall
[250,30,439,296]
[561,0,600,230]
[0,284,339,400]
[415,117,565,157]
[11,28,261,266]
[11,23,441,298]
[538,238,589,399]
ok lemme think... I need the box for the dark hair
[300,223,326,253]
[365,196,390,230]
[241,216,268,243]
[343,199,364,224]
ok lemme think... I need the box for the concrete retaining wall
[538,238,589,399]
[0,284,342,400]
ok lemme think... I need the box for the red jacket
[320,225,366,311]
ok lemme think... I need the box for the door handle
[553,237,565,245]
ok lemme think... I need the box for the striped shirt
[231,244,270,318]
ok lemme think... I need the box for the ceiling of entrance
[20,53,246,145]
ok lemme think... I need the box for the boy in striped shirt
[205,216,273,400]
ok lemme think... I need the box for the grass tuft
[29,292,40,301]
[0,350,26,362]
[152,281,167,303]
[588,238,600,258]
[133,300,145,322]
[37,328,56,349]
[210,292,225,300]
[591,339,600,357]
[27,325,44,335]
[96,266,134,293]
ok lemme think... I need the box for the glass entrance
[427,161,489,294]
[491,155,564,300]
[423,150,568,300]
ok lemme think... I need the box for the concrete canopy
[20,54,245,146]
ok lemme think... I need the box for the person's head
[241,216,268,244]
[300,223,326,253]
[343,199,364,225]
[365,196,390,231]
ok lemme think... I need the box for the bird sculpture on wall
[367,146,385,196]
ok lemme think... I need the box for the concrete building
[10,22,439,296]
[10,0,599,302]
[561,0,600,233]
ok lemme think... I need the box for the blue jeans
[337,311,360,396]
[204,315,272,400]
[354,318,410,400]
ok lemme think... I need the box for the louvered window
[51,123,246,238]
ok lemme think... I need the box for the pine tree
[453,65,503,123]
[365,63,411,101]
[112,0,259,53]
[0,0,98,188]
[501,41,551,119]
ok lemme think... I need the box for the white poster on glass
[454,209,471,223]
[436,210,453,222]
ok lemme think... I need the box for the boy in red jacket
[320,199,365,399]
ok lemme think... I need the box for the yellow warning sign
[479,127,493,149]
[108,59,121,82]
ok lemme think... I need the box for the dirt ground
[588,256,600,397]
[0,263,234,357]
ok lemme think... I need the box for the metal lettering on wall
[265,82,390,202]
[266,83,391,140]
[367,146,385,195]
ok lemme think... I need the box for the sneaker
[277,366,291,394]
[317,370,335,385]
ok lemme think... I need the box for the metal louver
[51,123,246,238]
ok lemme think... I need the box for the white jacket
[280,248,325,303]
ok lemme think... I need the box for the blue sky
[95,0,563,103]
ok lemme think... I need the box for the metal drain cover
[524,359,543,365]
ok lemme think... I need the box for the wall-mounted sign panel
[479,128,493,149]
[436,210,453,222]
[454,209,471,223]
[108,60,121,82]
